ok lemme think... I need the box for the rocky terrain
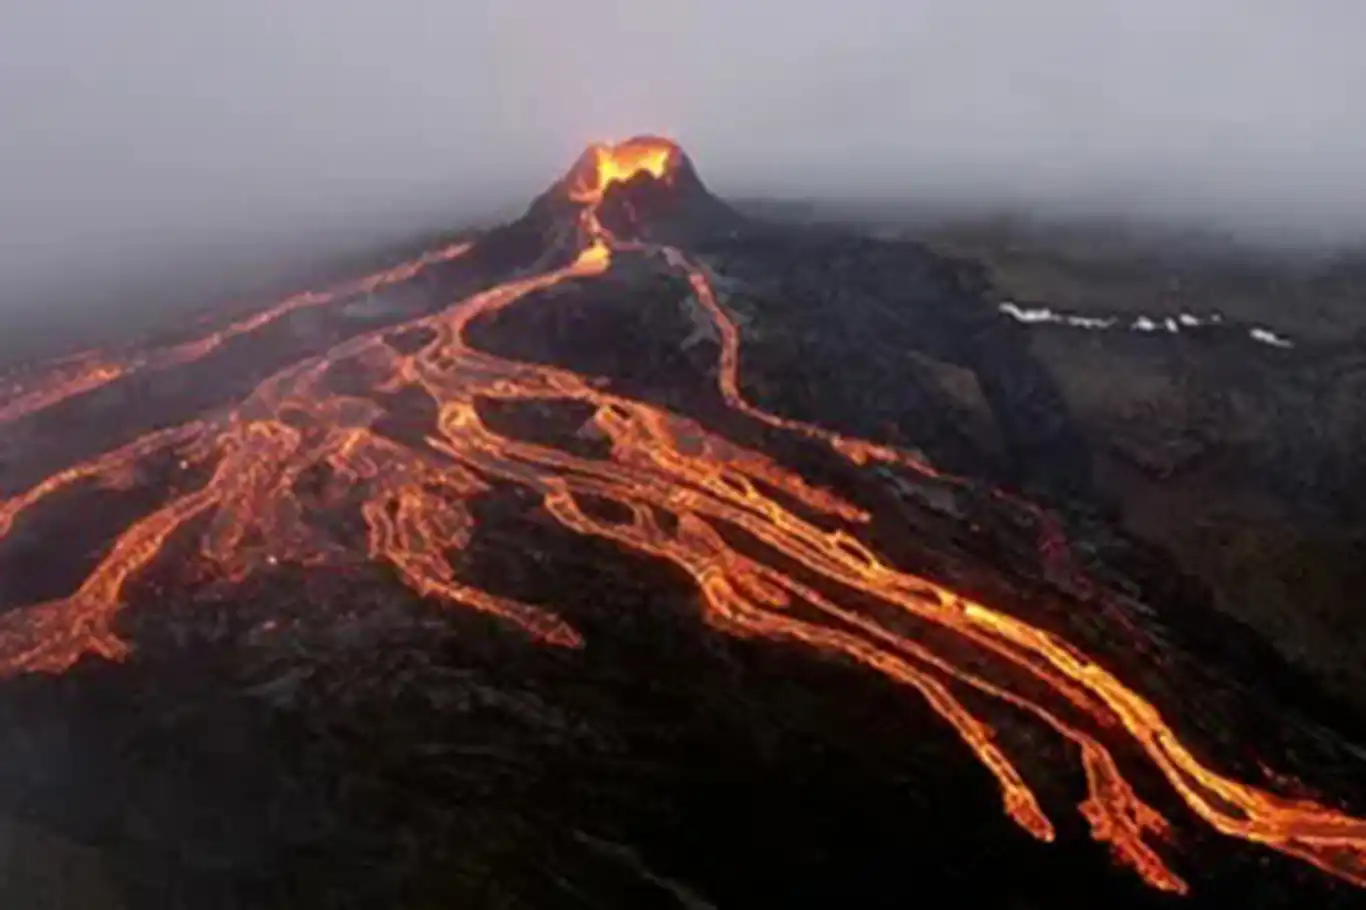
[876,214,1366,712]
[740,198,1366,711]
[1,145,1364,907]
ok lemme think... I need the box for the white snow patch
[999,302,1058,324]
[1249,327,1295,348]
[1068,314,1118,329]
[999,300,1291,348]
[998,302,1117,329]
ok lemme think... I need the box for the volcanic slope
[1,137,1365,907]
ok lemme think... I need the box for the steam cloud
[3,0,1365,319]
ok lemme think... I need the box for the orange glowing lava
[1,139,1365,897]
[567,136,678,206]
[0,241,473,427]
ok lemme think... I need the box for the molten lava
[2,138,1366,897]
[0,240,473,427]
[566,135,678,206]
[562,135,680,269]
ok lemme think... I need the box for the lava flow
[2,136,1366,896]
[0,239,472,427]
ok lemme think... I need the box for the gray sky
[3,1,1366,314]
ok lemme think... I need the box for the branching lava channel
[1,137,1365,897]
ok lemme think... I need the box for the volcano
[505,135,742,271]
[1,139,1365,908]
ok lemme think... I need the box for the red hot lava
[1,139,1365,896]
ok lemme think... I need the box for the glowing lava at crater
[532,134,735,257]
[565,135,681,205]
[4,134,1366,900]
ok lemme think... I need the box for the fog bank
[3,0,1365,315]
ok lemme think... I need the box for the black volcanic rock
[1,142,1365,910]
[521,136,743,250]
[682,225,1096,499]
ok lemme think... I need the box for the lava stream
[1,137,1365,896]
[0,240,472,427]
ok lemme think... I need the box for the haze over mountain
[4,0,1366,316]
[1,132,1365,907]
